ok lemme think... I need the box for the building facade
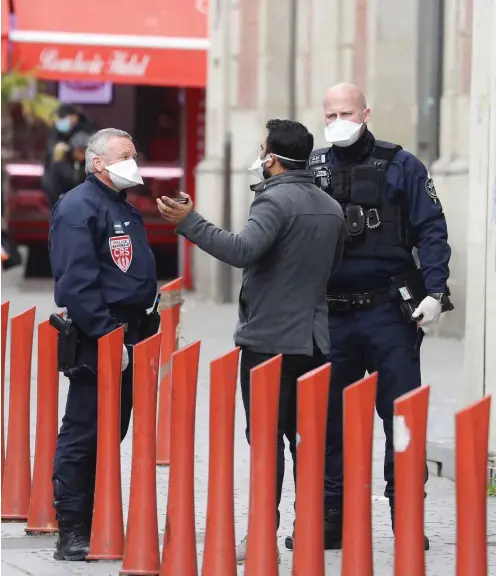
[195,0,477,340]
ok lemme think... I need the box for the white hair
[85,128,132,174]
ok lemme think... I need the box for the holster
[140,310,161,340]
[49,314,81,373]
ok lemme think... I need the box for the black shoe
[390,506,430,551]
[285,507,343,551]
[324,508,343,550]
[53,518,90,561]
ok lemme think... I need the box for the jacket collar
[87,174,128,203]
[250,169,316,196]
[330,127,376,165]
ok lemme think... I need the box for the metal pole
[218,132,233,303]
[289,0,298,120]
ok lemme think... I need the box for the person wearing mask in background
[43,104,96,195]
[45,131,90,206]
[156,119,346,563]
[49,128,158,561]
[297,82,453,552]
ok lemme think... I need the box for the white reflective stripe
[9,30,210,51]
[5,163,184,180]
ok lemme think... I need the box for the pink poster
[58,81,113,105]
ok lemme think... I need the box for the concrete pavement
[1,274,495,575]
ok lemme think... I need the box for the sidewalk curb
[426,441,455,481]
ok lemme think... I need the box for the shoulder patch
[425,172,438,203]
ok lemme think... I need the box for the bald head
[323,82,370,126]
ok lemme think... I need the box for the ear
[266,154,276,168]
[363,108,371,124]
[93,157,104,173]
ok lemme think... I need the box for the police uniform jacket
[49,174,157,340]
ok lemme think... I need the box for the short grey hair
[85,128,133,174]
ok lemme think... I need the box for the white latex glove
[122,344,129,372]
[411,296,442,327]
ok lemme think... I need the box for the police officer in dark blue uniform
[49,128,157,561]
[291,83,452,551]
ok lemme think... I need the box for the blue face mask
[55,117,72,133]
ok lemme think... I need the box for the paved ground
[2,271,496,575]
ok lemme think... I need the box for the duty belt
[327,288,396,312]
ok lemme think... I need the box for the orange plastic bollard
[455,396,491,576]
[87,326,125,560]
[156,277,183,466]
[120,333,162,576]
[1,300,9,485]
[202,348,240,576]
[26,320,59,534]
[244,354,282,576]
[160,340,201,576]
[393,385,430,576]
[341,372,377,576]
[292,363,331,576]
[2,306,36,521]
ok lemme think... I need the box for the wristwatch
[428,292,454,312]
[428,292,444,304]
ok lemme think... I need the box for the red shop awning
[1,0,9,73]
[9,0,209,87]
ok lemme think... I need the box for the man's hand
[411,296,442,327]
[156,192,194,225]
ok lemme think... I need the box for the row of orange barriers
[0,279,492,575]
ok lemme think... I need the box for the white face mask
[106,159,143,190]
[324,119,364,148]
[249,153,307,181]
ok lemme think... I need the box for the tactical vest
[308,140,413,261]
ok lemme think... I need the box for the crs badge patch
[425,173,438,204]
[109,235,133,273]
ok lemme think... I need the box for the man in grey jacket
[157,119,345,561]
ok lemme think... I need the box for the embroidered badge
[425,174,438,203]
[109,235,133,273]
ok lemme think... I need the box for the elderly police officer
[49,128,157,561]
[288,83,452,552]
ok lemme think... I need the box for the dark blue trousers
[52,341,135,522]
[325,302,424,509]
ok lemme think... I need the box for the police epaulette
[308,147,331,167]
[372,140,403,161]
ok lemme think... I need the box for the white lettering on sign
[40,48,104,74]
[38,48,150,78]
[107,51,150,76]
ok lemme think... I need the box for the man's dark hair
[265,119,314,170]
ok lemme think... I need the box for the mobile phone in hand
[173,197,189,204]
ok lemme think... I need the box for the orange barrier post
[341,372,377,576]
[394,385,430,576]
[26,320,59,533]
[1,300,9,484]
[160,340,201,576]
[244,355,282,576]
[293,363,331,576]
[120,333,162,576]
[455,396,491,576]
[202,348,240,576]
[87,326,125,560]
[156,277,184,466]
[2,306,36,521]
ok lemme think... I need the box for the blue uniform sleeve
[402,154,451,293]
[49,202,116,339]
